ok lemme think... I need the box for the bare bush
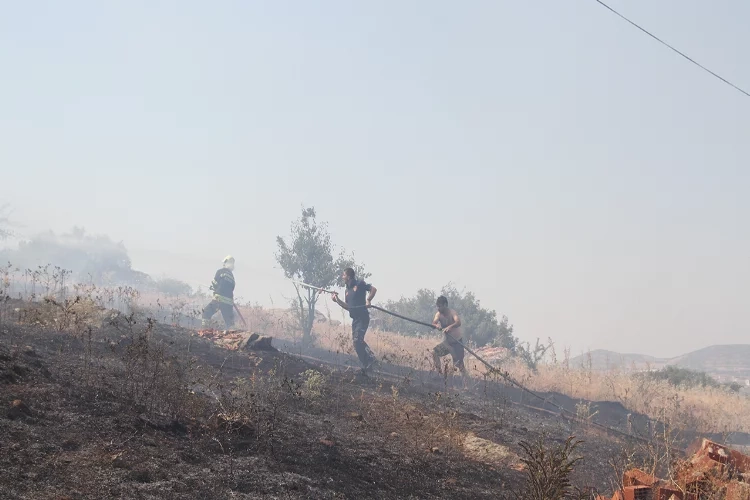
[517,435,586,500]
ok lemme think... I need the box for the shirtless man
[432,295,467,375]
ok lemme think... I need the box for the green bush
[638,366,740,392]
[378,284,517,349]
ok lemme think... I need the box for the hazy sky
[1,1,748,358]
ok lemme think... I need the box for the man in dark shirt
[331,267,378,373]
[201,255,236,329]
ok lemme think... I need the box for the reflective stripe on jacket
[213,293,234,305]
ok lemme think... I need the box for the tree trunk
[301,289,317,346]
[295,292,305,334]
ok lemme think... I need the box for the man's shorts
[434,336,465,368]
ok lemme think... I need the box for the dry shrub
[106,313,204,422]
[517,435,587,500]
[300,369,328,401]
[10,295,104,332]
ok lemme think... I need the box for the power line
[593,0,750,98]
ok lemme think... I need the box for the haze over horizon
[2,1,748,359]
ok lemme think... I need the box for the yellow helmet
[223,255,235,270]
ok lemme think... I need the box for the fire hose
[290,279,685,448]
[291,280,527,392]
[233,303,248,328]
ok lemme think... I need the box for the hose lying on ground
[289,280,675,446]
[367,304,656,444]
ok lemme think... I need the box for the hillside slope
[667,344,750,380]
[2,319,635,499]
[572,345,750,382]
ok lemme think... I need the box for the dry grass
[509,361,750,435]
[236,307,750,436]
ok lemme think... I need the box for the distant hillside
[571,345,750,383]
[667,345,750,380]
[570,349,668,371]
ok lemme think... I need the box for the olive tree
[275,206,368,345]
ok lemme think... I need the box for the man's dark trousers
[202,301,234,329]
[352,315,375,368]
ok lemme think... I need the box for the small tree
[518,434,585,500]
[518,337,552,373]
[275,207,368,345]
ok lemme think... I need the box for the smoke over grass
[0,226,191,294]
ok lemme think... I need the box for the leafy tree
[379,283,517,349]
[275,207,368,345]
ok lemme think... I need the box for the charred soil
[0,319,658,499]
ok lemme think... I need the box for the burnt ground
[0,316,710,499]
[275,337,750,448]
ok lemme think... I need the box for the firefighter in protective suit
[201,255,236,329]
